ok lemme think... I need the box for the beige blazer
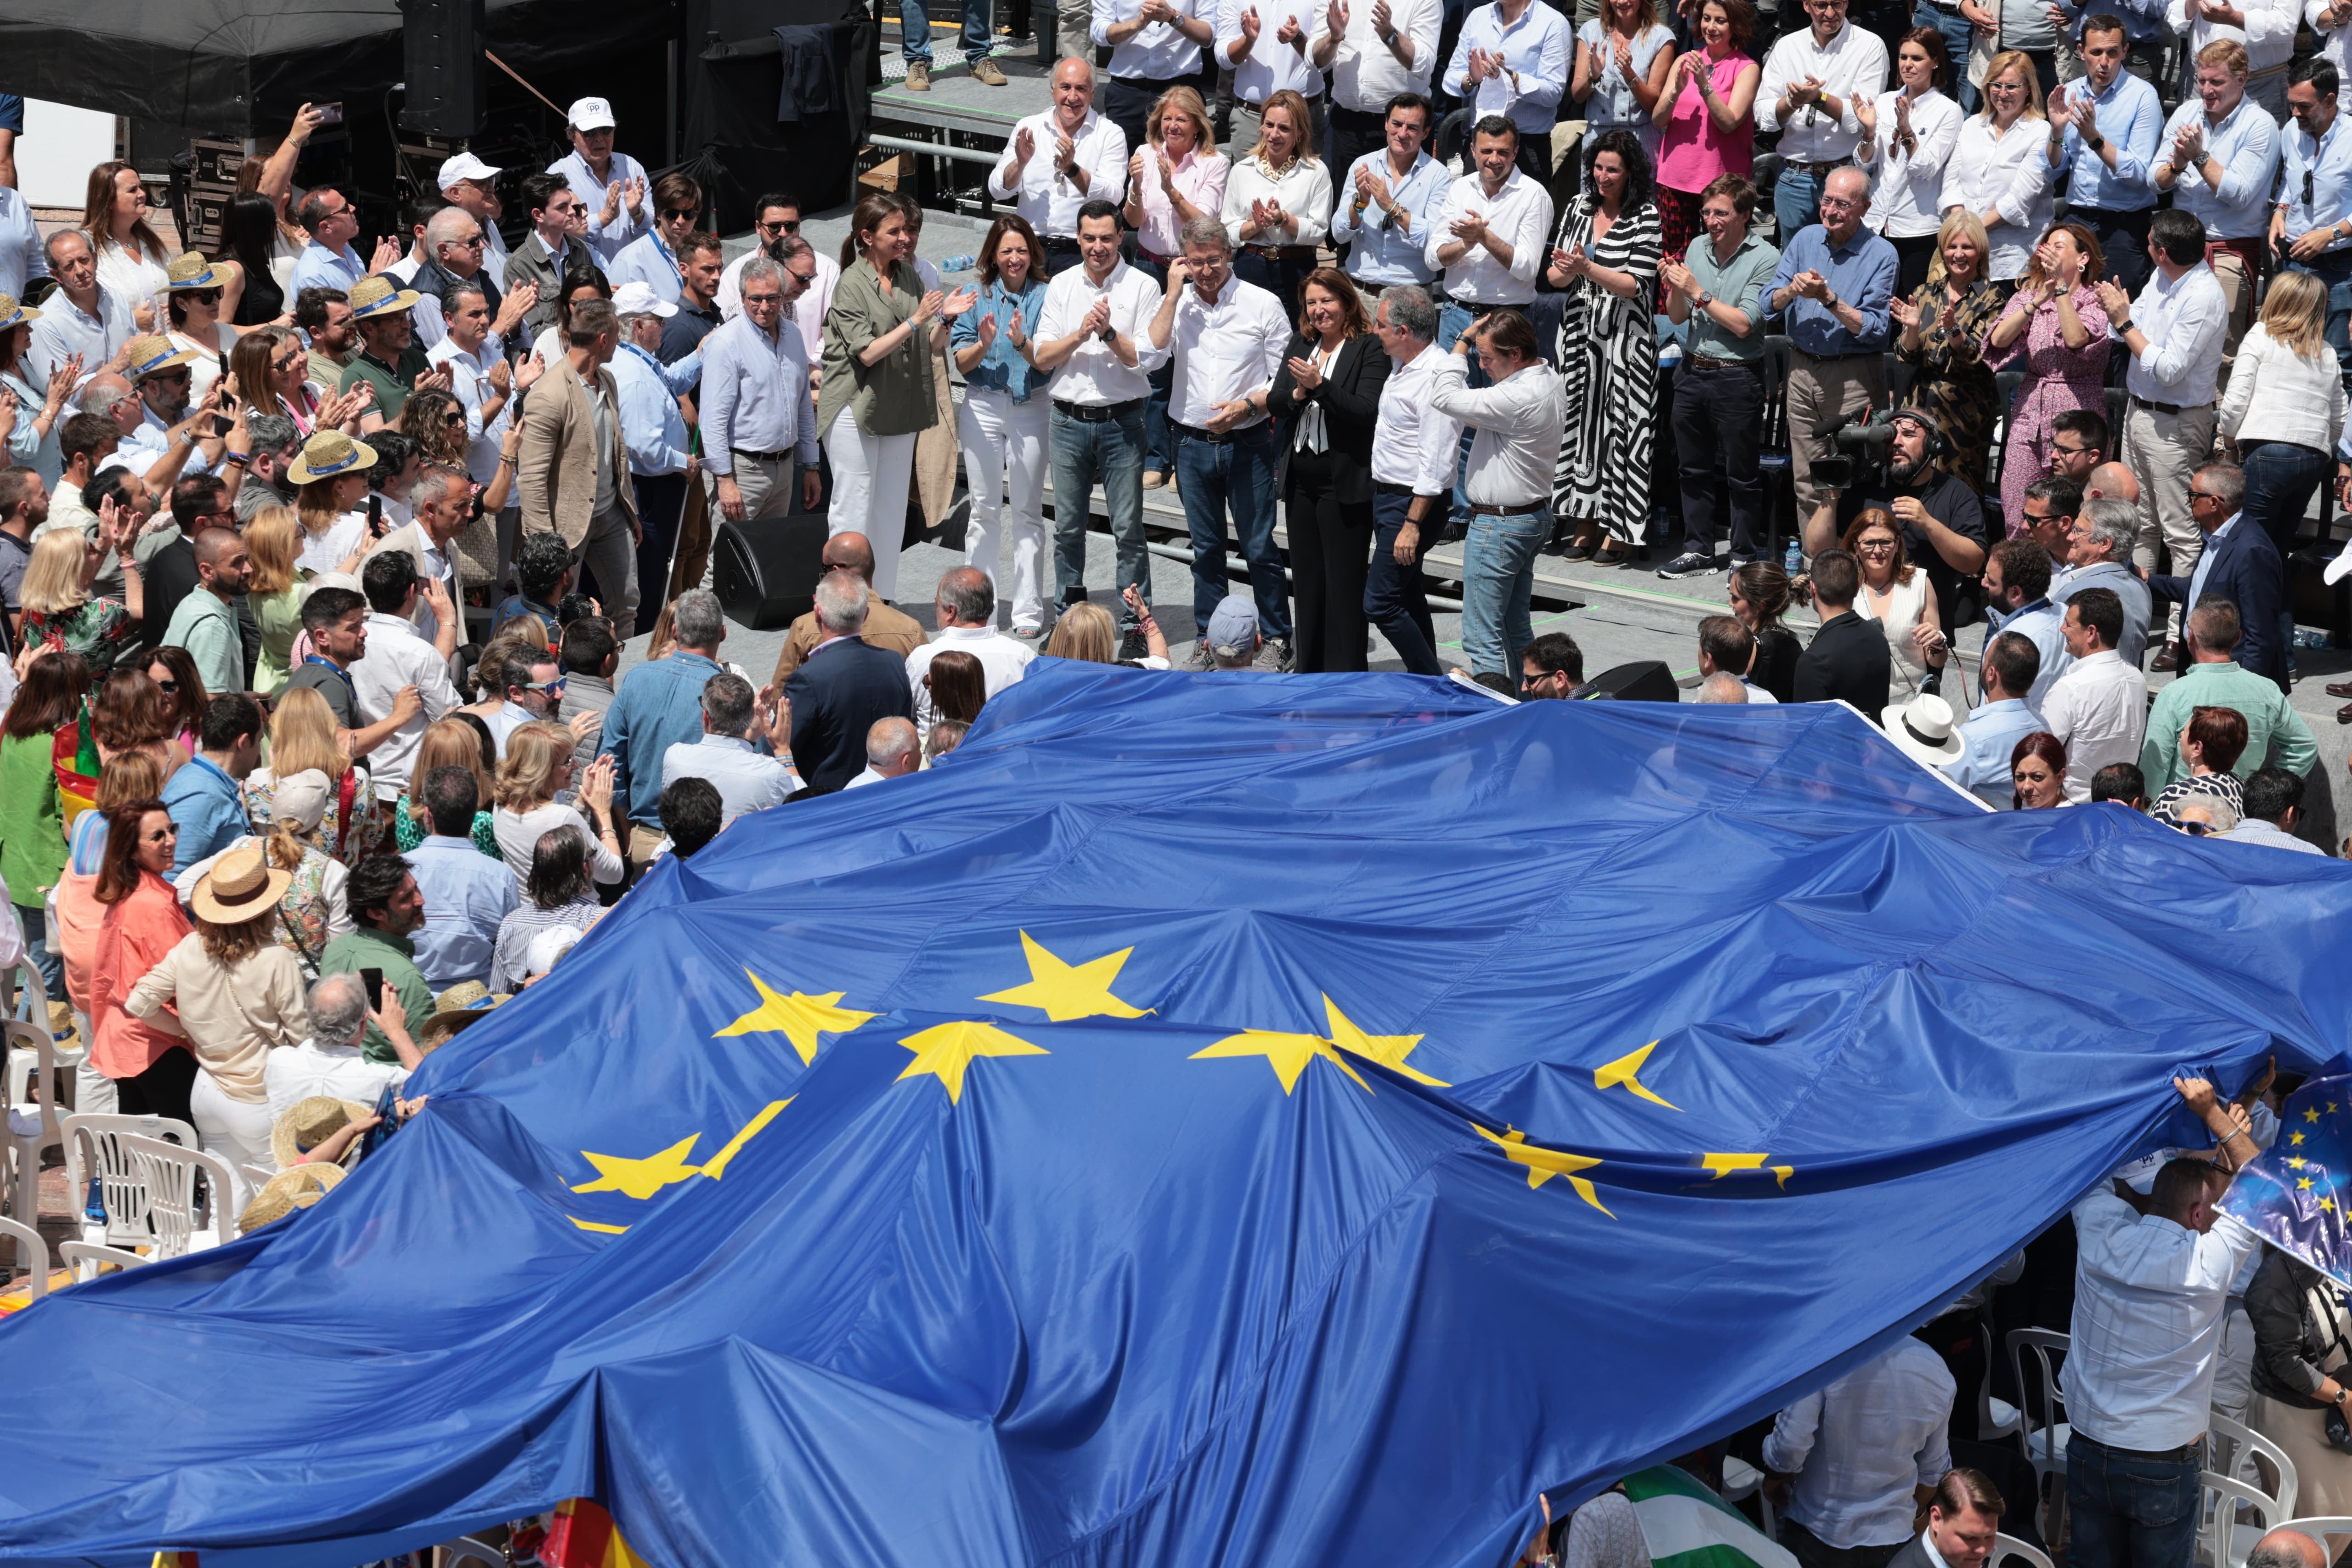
[518,354,638,549]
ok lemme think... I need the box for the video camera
[1808,413,1899,491]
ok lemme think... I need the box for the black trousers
[1781,1522,1905,1568]
[1287,472,1374,673]
[2070,204,2154,296]
[1673,360,1766,562]
[114,1045,198,1128]
[1890,232,1940,299]
[1106,74,1191,160]
[1368,484,1442,675]
[633,470,690,613]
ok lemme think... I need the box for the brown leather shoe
[2328,681,2352,699]
[2339,701,2352,725]
[971,57,1008,84]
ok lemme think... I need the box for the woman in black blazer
[1266,268,1391,674]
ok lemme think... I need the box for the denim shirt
[950,278,1050,402]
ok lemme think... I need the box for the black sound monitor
[714,514,833,630]
[400,0,489,139]
[1577,661,1681,703]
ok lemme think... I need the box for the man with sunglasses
[2275,59,2352,398]
[718,195,839,345]
[411,209,531,354]
[438,152,512,283]
[113,336,228,484]
[609,173,703,307]
[487,650,567,758]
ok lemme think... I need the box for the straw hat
[346,273,423,321]
[421,981,505,1051]
[1880,693,1965,767]
[237,1161,345,1234]
[123,334,204,381]
[269,1095,376,1171]
[0,293,43,333]
[285,429,379,485]
[189,843,292,925]
[165,251,224,291]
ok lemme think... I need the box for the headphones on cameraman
[1888,405,1948,461]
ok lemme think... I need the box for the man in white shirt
[846,717,921,787]
[425,280,522,489]
[2065,1075,2261,1568]
[1218,0,1331,155]
[547,96,649,268]
[24,231,134,391]
[1036,201,1167,655]
[2039,587,2146,801]
[1148,218,1293,669]
[905,566,1036,738]
[1096,0,1218,158]
[2094,206,2228,658]
[439,152,511,283]
[265,973,418,1121]
[1759,1335,1956,1568]
[990,60,1131,278]
[1755,0,1890,237]
[1428,307,1565,691]
[2154,42,2279,357]
[352,549,464,803]
[2167,0,2297,118]
[1315,0,1443,191]
[1366,285,1458,676]
[1441,0,1573,184]
[703,255,822,524]
[660,671,795,824]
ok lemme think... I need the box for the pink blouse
[1655,51,1756,195]
[1130,146,1232,260]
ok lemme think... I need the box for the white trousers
[957,387,1049,630]
[824,407,917,604]
[190,1070,274,1219]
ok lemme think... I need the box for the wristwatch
[2088,132,2105,151]
[2115,318,2136,336]
[1695,290,1715,308]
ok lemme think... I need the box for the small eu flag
[2221,1075,2352,1286]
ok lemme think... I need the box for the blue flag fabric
[2224,1074,2352,1282]
[3,663,2349,1568]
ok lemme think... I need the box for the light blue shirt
[1329,150,1453,287]
[949,278,1050,402]
[289,241,365,297]
[548,149,652,265]
[610,341,691,477]
[113,404,223,478]
[0,371,61,485]
[2052,559,2152,670]
[1985,597,2068,709]
[159,754,248,876]
[1768,225,1898,354]
[2050,71,2162,213]
[1575,20,1673,137]
[2159,95,2279,241]
[0,188,48,304]
[607,231,683,303]
[2185,510,2238,611]
[2280,113,2352,256]
[660,733,796,826]
[1445,0,1573,137]
[600,650,725,829]
[2062,0,2165,43]
[1944,697,2048,807]
[698,313,819,477]
[405,833,518,990]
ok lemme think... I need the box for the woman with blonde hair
[395,718,503,857]
[1043,596,1174,666]
[1889,210,2001,487]
[1220,89,1331,320]
[1986,221,2110,530]
[18,523,141,673]
[247,686,383,862]
[1938,52,2050,288]
[243,505,309,696]
[82,160,174,327]
[1124,85,1229,487]
[492,722,624,889]
[1572,0,1677,164]
[231,327,365,435]
[2218,270,2346,648]
[287,430,379,577]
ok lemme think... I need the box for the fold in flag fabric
[1,665,2348,1568]
[2222,1073,2352,1283]
[1623,1467,1797,1568]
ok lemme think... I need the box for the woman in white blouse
[1220,88,1333,321]
[1937,51,2052,285]
[1857,27,1964,298]
[1125,86,1230,489]
[81,161,175,332]
[2218,271,2347,653]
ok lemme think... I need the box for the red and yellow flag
[544,1499,653,1568]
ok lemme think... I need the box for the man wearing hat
[160,253,238,404]
[1200,593,1263,669]
[1800,405,1990,637]
[547,97,650,268]
[439,151,511,282]
[114,335,228,479]
[610,280,695,608]
[339,276,441,427]
[1880,693,1967,776]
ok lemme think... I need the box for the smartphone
[360,968,386,1009]
[316,102,345,125]
[366,492,384,537]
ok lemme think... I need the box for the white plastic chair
[63,1112,199,1250]
[2008,1328,2072,1541]
[1992,1534,2054,1568]
[2209,1410,2298,1519]
[4,1018,63,1231]
[59,1239,146,1280]
[1720,1456,1776,1542]
[2202,1472,2290,1568]
[0,1212,46,1299]
[114,1134,233,1257]
[1985,1397,2022,1443]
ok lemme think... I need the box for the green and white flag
[1623,1466,1798,1568]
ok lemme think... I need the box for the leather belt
[2128,394,2212,416]
[1783,157,1856,175]
[1789,345,1881,362]
[730,446,798,462]
[1470,501,1547,517]
[1685,352,1761,371]
[1243,244,1316,260]
[1052,397,1144,422]
[1446,295,1524,317]
[1173,419,1266,446]
[2071,1432,2205,1464]
[1043,236,1084,251]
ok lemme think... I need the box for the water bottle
[82,1177,104,1224]
[1783,538,1803,575]
[940,253,977,275]
[2293,627,2333,651]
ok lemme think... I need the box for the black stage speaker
[714,513,832,629]
[1577,661,1681,703]
[399,0,490,138]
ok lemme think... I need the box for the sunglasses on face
[2180,819,2216,836]
[443,412,467,428]
[662,207,696,221]
[148,368,191,384]
[154,679,179,693]
[743,292,782,306]
[186,288,223,306]
[758,218,800,235]
[521,677,567,695]
[273,352,305,370]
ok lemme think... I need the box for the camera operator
[1800,405,1990,633]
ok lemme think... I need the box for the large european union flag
[2,664,2348,1568]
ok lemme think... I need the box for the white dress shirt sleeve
[2137,277,2226,388]
[1760,1392,1825,1475]
[794,338,820,464]
[1091,119,1133,208]
[989,121,1035,203]
[1990,131,2052,230]
[1091,0,1124,48]
[1755,34,1798,133]
[1508,185,1556,288]
[1522,12,1572,119]
[1404,0,1443,79]
[1292,169,1337,246]
[1416,390,1464,494]
[1216,0,1253,67]
[1125,272,1172,374]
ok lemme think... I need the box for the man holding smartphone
[321,856,435,1067]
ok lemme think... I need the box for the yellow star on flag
[714,970,877,1065]
[572,1133,704,1199]
[1594,1042,1680,1110]
[977,931,1153,1021]
[1474,1125,1614,1216]
[1192,1028,1373,1095]
[1323,995,1447,1085]
[1700,1152,1795,1187]
[897,1020,1049,1103]
[2300,1177,2316,1191]
[2324,1198,2337,1214]
[2294,1132,2309,1145]
[2290,1157,2310,1171]
[2331,1103,2341,1116]
[2307,1109,2323,1123]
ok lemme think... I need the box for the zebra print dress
[1549,194,1663,545]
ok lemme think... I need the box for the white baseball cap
[611,280,678,318]
[567,96,617,131]
[437,151,503,189]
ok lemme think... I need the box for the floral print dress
[1984,284,2111,534]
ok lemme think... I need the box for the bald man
[1766,166,1900,523]
[905,564,1035,741]
[770,530,929,684]
[847,716,921,787]
[2245,1528,2325,1568]
[2082,461,2142,507]
[159,524,252,696]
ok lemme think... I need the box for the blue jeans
[1174,422,1288,642]
[1049,403,1152,633]
[1774,163,1824,244]
[1130,254,1176,473]
[1459,508,1548,678]
[2064,1434,2202,1568]
[15,902,63,1006]
[1912,0,1977,110]
[1368,486,1443,675]
[903,0,992,64]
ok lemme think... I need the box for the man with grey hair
[2053,496,2153,668]
[368,462,471,653]
[703,252,821,524]
[988,59,1130,273]
[905,565,1035,741]
[264,970,422,1120]
[598,587,729,872]
[411,204,533,352]
[234,411,304,523]
[521,294,642,639]
[609,279,696,607]
[661,670,795,825]
[847,716,922,787]
[23,228,136,390]
[2148,460,2288,686]
[783,568,916,792]
[1366,282,1455,676]
[1765,165,1897,526]
[1695,671,1752,704]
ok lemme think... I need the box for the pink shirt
[1655,50,1756,195]
[1130,146,1232,260]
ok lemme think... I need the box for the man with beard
[1801,404,1988,634]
